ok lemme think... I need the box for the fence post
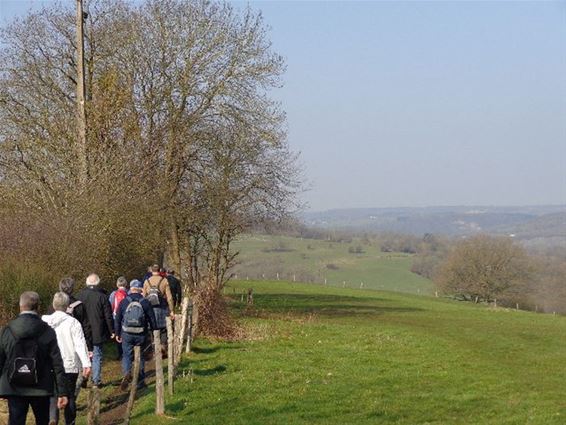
[185,300,194,354]
[166,317,174,396]
[87,385,100,425]
[176,297,190,366]
[123,346,141,425]
[153,329,165,415]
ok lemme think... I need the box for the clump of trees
[435,235,532,303]
[0,0,301,334]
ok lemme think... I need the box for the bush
[0,259,57,324]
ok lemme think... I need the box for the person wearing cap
[115,279,157,391]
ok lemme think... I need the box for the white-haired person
[76,274,114,387]
[42,292,91,425]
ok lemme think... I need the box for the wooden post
[176,297,190,366]
[247,288,254,305]
[276,273,279,280]
[123,346,141,425]
[324,278,327,285]
[293,274,296,282]
[185,300,194,354]
[87,385,100,425]
[174,313,182,366]
[435,291,438,298]
[343,281,345,288]
[153,330,165,415]
[166,317,174,396]
[494,299,497,308]
[516,303,519,311]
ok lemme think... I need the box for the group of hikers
[0,264,183,425]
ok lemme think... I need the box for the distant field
[231,234,434,295]
[125,280,566,424]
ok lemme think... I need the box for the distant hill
[302,205,566,243]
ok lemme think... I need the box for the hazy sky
[2,1,565,211]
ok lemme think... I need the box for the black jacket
[76,286,114,345]
[47,294,93,351]
[0,313,68,397]
[114,293,157,338]
[166,275,182,308]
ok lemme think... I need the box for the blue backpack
[122,297,146,334]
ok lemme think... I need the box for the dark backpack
[145,278,164,307]
[7,326,39,387]
[122,297,146,334]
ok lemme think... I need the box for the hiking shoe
[120,373,132,391]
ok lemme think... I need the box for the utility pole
[76,0,88,188]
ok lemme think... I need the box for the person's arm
[143,300,158,331]
[142,280,149,297]
[162,280,175,315]
[71,319,91,369]
[47,327,69,398]
[77,304,93,352]
[102,296,114,337]
[114,298,127,339]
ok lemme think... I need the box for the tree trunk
[168,217,182,275]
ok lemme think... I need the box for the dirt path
[0,354,157,425]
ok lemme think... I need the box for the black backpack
[7,326,40,387]
[122,297,146,334]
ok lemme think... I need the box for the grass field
[121,280,566,425]
[232,235,433,295]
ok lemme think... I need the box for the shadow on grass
[191,344,243,354]
[235,293,423,318]
[193,364,227,376]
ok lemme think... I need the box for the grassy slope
[128,281,566,425]
[232,235,433,295]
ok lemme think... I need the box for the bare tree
[0,0,301,333]
[436,234,531,303]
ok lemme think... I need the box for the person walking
[166,270,183,309]
[143,264,175,329]
[42,292,91,425]
[76,274,114,387]
[0,291,68,425]
[115,280,157,391]
[50,277,92,353]
[109,277,129,360]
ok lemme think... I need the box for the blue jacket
[115,293,157,338]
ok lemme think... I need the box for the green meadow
[231,235,433,295]
[122,280,566,425]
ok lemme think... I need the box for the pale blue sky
[2,1,565,211]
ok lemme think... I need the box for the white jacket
[42,310,91,373]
